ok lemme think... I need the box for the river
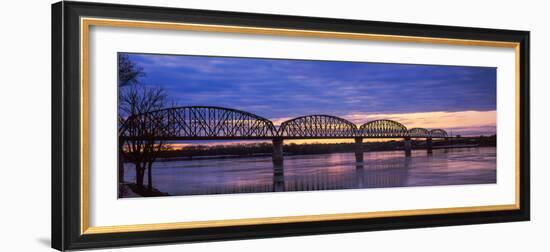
[123,147,496,197]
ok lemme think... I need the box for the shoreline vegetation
[154,135,496,162]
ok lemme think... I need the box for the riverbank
[118,182,170,198]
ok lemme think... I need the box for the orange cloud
[343,110,496,130]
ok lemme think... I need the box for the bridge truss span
[408,127,430,138]
[120,106,450,140]
[278,115,358,138]
[121,106,277,140]
[359,119,409,138]
[429,129,448,138]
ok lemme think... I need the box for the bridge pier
[272,138,284,166]
[426,138,433,154]
[272,138,285,192]
[404,137,412,157]
[354,137,364,163]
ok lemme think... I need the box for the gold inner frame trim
[85,204,517,234]
[80,17,522,235]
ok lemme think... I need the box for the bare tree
[118,53,145,87]
[119,83,174,192]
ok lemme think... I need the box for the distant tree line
[156,135,496,160]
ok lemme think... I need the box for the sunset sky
[123,53,497,144]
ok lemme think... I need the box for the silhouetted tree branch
[117,54,176,194]
[118,53,145,87]
[119,84,175,191]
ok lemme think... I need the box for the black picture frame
[52,1,530,251]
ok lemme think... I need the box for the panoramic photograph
[117,52,497,198]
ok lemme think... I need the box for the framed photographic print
[52,1,530,250]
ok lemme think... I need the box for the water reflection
[356,157,411,188]
[123,147,496,197]
[273,163,284,192]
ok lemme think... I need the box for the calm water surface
[123,147,496,196]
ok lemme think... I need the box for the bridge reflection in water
[276,156,411,192]
[120,106,451,193]
[124,152,415,195]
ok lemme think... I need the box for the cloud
[124,53,496,137]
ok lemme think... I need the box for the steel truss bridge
[119,106,448,141]
[119,106,451,191]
